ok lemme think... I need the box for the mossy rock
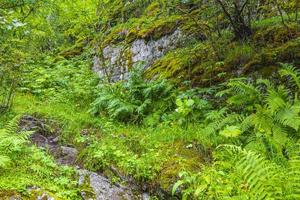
[103,26,129,46]
[242,49,277,73]
[143,2,161,17]
[0,191,22,200]
[147,42,213,82]
[242,37,300,74]
[179,9,207,40]
[276,37,300,62]
[138,16,183,40]
[253,24,300,47]
[103,15,183,46]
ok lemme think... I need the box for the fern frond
[240,114,255,132]
[205,108,228,121]
[275,106,300,131]
[218,145,282,199]
[279,63,300,89]
[286,144,300,199]
[256,78,273,89]
[252,105,274,134]
[4,115,22,134]
[266,86,289,114]
[0,155,11,169]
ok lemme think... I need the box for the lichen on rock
[93,30,184,82]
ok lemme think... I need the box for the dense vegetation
[0,0,300,199]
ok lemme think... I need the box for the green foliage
[90,64,175,124]
[0,116,82,199]
[81,138,167,182]
[217,77,262,110]
[164,88,212,128]
[279,63,300,89]
[0,116,30,169]
[175,144,300,199]
[224,44,255,68]
[0,10,28,112]
[1,0,300,199]
[21,57,99,105]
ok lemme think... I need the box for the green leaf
[186,99,195,107]
[220,126,241,138]
[172,180,184,195]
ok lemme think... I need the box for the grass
[252,13,300,29]
[7,93,104,142]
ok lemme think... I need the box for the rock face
[79,170,137,200]
[93,30,183,82]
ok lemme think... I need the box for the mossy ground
[1,93,210,196]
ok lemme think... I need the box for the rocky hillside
[1,0,300,199]
[86,1,300,86]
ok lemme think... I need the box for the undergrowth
[0,117,81,199]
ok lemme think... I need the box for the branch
[215,0,235,26]
[238,0,250,15]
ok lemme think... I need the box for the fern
[176,144,300,199]
[266,86,289,114]
[275,105,300,131]
[90,65,176,124]
[0,155,11,168]
[279,63,300,90]
[0,116,31,169]
[286,145,300,199]
[216,78,262,112]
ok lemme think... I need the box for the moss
[0,190,62,200]
[223,43,255,69]
[243,37,300,73]
[78,174,95,199]
[124,47,133,69]
[143,2,161,17]
[0,191,22,200]
[137,16,182,40]
[157,141,203,191]
[242,49,277,73]
[147,42,213,82]
[276,37,300,62]
[103,25,129,46]
[59,41,85,58]
[253,24,300,47]
[102,15,183,46]
[97,2,299,88]
[179,9,207,40]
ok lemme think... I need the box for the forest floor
[2,92,198,199]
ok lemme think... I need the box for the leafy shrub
[164,88,212,128]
